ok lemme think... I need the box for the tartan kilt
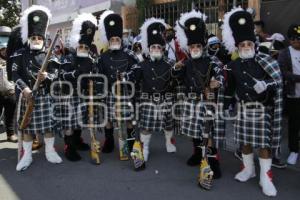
[106,92,133,122]
[139,96,173,132]
[174,85,186,120]
[234,105,272,148]
[181,99,207,139]
[52,95,86,130]
[19,93,53,135]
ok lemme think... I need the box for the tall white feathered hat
[222,7,256,53]
[69,13,97,49]
[20,5,52,44]
[98,10,123,47]
[140,17,167,55]
[175,9,207,52]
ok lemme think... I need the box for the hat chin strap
[109,44,121,51]
[238,48,255,59]
[190,50,203,59]
[29,40,44,51]
[150,51,162,61]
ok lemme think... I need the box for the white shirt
[289,46,300,97]
[166,39,176,61]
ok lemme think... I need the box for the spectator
[278,24,300,165]
[254,20,270,42]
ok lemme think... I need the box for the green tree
[0,0,21,28]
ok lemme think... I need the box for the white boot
[259,158,277,197]
[44,137,62,164]
[235,153,256,182]
[164,130,176,153]
[140,134,151,162]
[16,141,33,171]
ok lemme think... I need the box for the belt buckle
[153,93,160,102]
[188,92,197,100]
[206,92,215,100]
[141,93,149,100]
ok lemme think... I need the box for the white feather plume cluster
[69,13,97,49]
[221,6,244,53]
[140,17,167,55]
[175,9,207,52]
[98,10,114,47]
[20,5,52,44]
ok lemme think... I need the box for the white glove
[253,80,267,94]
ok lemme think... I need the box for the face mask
[77,50,89,58]
[238,48,255,59]
[29,40,44,50]
[109,43,121,51]
[190,49,203,59]
[150,51,162,61]
[208,45,220,56]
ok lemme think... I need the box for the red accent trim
[267,170,273,181]
[240,164,245,171]
[171,138,176,145]
[64,145,68,152]
[20,148,24,158]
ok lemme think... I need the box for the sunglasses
[150,44,162,50]
[78,44,89,50]
[30,36,43,41]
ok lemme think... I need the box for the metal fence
[143,0,248,35]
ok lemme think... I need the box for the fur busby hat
[99,10,123,46]
[20,5,52,44]
[287,24,300,40]
[69,13,97,49]
[175,10,207,52]
[140,18,167,55]
[222,7,256,53]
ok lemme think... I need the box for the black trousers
[286,98,300,153]
[0,94,16,136]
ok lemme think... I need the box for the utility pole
[248,0,261,20]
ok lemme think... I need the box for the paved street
[0,124,299,200]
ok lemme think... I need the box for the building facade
[21,0,138,50]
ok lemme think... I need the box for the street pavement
[0,124,299,200]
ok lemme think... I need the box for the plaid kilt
[19,93,53,134]
[181,98,208,139]
[52,95,86,130]
[234,105,272,148]
[174,85,186,119]
[106,92,133,122]
[173,85,186,134]
[139,96,173,132]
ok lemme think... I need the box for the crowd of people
[0,4,299,197]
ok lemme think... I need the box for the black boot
[127,128,135,153]
[187,138,202,166]
[102,128,114,153]
[207,147,222,179]
[64,135,81,161]
[73,129,90,151]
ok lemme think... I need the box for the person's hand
[210,79,220,89]
[22,87,32,99]
[253,78,267,94]
[174,59,184,70]
[209,77,220,89]
[37,71,48,82]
